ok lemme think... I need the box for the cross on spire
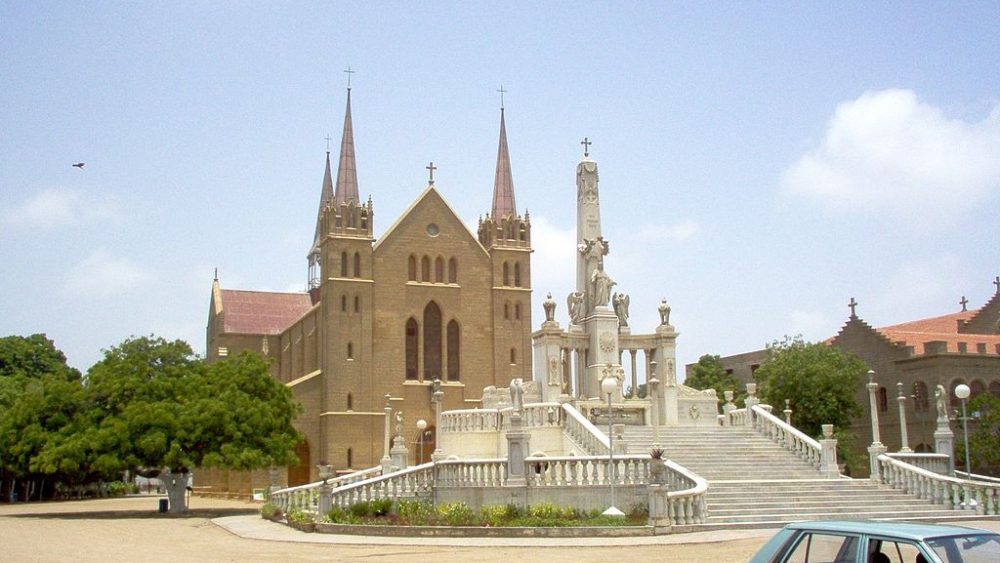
[324,134,332,152]
[960,295,969,311]
[426,161,437,185]
[994,276,1000,295]
[848,297,859,319]
[581,137,591,157]
[344,66,355,89]
[497,85,507,110]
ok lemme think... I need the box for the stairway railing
[879,454,999,515]
[561,402,610,455]
[269,465,383,513]
[728,405,823,469]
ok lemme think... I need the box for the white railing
[435,458,507,487]
[955,471,1000,485]
[269,465,382,513]
[525,454,648,487]
[561,402,610,455]
[885,453,950,475]
[727,407,749,427]
[328,463,435,510]
[440,408,500,433]
[879,454,999,516]
[748,404,822,468]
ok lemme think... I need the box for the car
[748,520,1000,563]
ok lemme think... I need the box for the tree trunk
[160,469,189,514]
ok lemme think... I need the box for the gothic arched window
[423,302,442,380]
[354,295,360,313]
[340,252,348,277]
[353,252,361,277]
[509,348,516,365]
[421,256,431,282]
[877,387,888,412]
[408,255,417,281]
[502,262,510,286]
[435,256,444,283]
[514,262,521,287]
[447,320,460,381]
[405,318,418,380]
[448,258,457,283]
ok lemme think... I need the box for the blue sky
[2,2,999,377]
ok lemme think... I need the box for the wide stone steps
[616,424,988,528]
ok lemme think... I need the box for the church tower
[477,106,533,381]
[312,87,376,465]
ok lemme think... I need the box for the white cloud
[786,309,836,342]
[528,215,576,303]
[872,257,961,317]
[62,249,154,299]
[635,219,701,242]
[781,89,1000,223]
[2,187,117,230]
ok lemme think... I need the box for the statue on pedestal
[543,292,556,323]
[591,265,616,307]
[658,298,671,326]
[612,292,629,327]
[566,291,584,324]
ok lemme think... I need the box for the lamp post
[601,375,624,517]
[416,419,427,465]
[954,384,972,478]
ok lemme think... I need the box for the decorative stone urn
[649,448,668,485]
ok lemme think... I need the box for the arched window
[423,302,442,380]
[448,258,457,283]
[340,252,348,277]
[990,381,1000,399]
[515,303,521,320]
[509,348,516,365]
[502,262,510,286]
[877,387,888,412]
[504,302,510,319]
[435,256,444,283]
[421,256,431,282]
[347,342,353,359]
[405,318,418,380]
[514,262,521,287]
[408,255,417,281]
[447,320,460,381]
[347,393,353,410]
[341,295,347,312]
[970,379,986,399]
[354,295,360,313]
[353,252,361,277]
[347,447,353,468]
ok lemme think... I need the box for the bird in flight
[72,162,85,168]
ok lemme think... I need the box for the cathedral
[205,89,533,487]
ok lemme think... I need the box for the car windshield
[926,533,1000,563]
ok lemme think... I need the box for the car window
[784,532,859,563]
[867,538,926,563]
[927,534,1000,563]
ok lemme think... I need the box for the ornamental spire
[490,105,517,219]
[333,87,359,206]
[311,150,334,255]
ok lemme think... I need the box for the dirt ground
[0,496,769,562]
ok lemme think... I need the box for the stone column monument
[932,384,955,475]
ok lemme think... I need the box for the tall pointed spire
[311,151,334,255]
[491,107,517,218]
[334,88,359,206]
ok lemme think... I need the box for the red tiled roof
[219,289,314,335]
[876,310,1000,355]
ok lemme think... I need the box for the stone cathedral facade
[204,90,532,488]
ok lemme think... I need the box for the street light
[601,375,624,517]
[954,384,972,478]
[416,419,427,465]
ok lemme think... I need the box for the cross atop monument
[848,297,859,319]
[497,85,507,110]
[960,295,969,311]
[344,66,355,89]
[581,137,591,157]
[324,134,332,152]
[426,162,437,185]
[994,275,1000,295]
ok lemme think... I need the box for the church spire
[490,107,517,219]
[334,88,359,206]
[311,151,334,255]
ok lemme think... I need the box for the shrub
[396,499,436,525]
[480,504,520,527]
[105,481,130,497]
[286,508,314,525]
[260,503,282,519]
[437,502,476,526]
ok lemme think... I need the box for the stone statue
[658,298,671,326]
[510,378,524,412]
[566,291,584,324]
[612,292,630,327]
[591,265,616,307]
[935,384,948,420]
[547,356,561,386]
[543,292,556,323]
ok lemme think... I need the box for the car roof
[783,520,997,541]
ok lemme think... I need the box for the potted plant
[649,448,668,485]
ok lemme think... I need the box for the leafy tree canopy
[684,354,746,411]
[955,392,1000,475]
[754,336,866,439]
[0,334,80,382]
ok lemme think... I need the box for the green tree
[955,393,1000,476]
[0,334,83,502]
[754,336,866,439]
[684,354,745,412]
[37,336,302,512]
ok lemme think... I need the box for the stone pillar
[585,307,620,399]
[381,394,393,473]
[819,424,840,479]
[647,484,671,534]
[744,383,759,426]
[648,374,661,447]
[505,411,529,487]
[934,419,955,476]
[784,399,792,425]
[317,464,333,516]
[431,381,445,461]
[866,371,886,482]
[389,411,409,471]
[722,390,735,425]
[534,323,565,403]
[896,382,912,453]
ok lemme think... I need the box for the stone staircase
[622,425,981,529]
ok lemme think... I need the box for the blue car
[748,520,1000,563]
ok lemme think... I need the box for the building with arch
[203,89,532,490]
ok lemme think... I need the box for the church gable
[959,285,1000,335]
[375,186,489,262]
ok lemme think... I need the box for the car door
[781,531,861,563]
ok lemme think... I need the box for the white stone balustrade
[561,402,610,455]
[270,465,382,513]
[885,453,951,476]
[435,459,507,487]
[879,454,999,516]
[749,405,823,469]
[440,408,501,433]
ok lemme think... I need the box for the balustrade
[879,454,999,516]
[748,404,822,468]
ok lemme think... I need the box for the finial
[848,297,858,319]
[960,295,968,311]
[580,137,591,157]
[426,161,437,185]
[994,275,1000,295]
[344,66,355,89]
[214,267,218,281]
[497,84,507,111]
